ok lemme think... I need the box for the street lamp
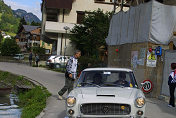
[63,26,70,67]
[113,0,117,13]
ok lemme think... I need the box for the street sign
[142,80,153,93]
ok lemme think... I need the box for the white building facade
[41,0,127,55]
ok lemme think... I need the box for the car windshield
[77,70,138,88]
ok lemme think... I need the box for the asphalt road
[0,62,175,118]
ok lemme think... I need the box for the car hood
[71,87,137,99]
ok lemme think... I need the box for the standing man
[58,50,81,100]
[29,51,33,66]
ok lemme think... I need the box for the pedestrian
[168,63,176,107]
[35,54,40,67]
[29,51,33,66]
[58,50,81,100]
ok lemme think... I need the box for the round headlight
[135,97,145,108]
[67,96,76,107]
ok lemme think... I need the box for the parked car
[13,54,24,60]
[46,55,70,68]
[65,68,146,118]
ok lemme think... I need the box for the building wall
[42,0,129,55]
[62,0,129,23]
[40,40,52,54]
[108,42,171,98]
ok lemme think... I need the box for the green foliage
[0,0,20,33]
[78,56,103,72]
[0,13,20,33]
[0,0,12,14]
[0,70,34,88]
[17,17,27,32]
[0,38,20,56]
[0,33,2,41]
[31,21,41,26]
[32,46,45,55]
[0,70,51,118]
[18,86,51,118]
[70,9,112,57]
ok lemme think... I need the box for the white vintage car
[65,68,146,118]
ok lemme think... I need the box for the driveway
[0,62,175,118]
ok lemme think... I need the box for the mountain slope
[0,0,20,33]
[13,9,41,23]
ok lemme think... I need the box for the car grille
[80,103,131,115]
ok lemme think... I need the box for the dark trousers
[36,61,38,67]
[58,77,74,96]
[29,60,32,66]
[169,83,176,107]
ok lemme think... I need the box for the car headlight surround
[67,96,76,107]
[135,97,145,108]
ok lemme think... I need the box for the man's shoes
[168,104,175,108]
[58,95,63,100]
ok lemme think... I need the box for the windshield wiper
[79,82,101,88]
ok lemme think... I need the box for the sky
[3,0,42,20]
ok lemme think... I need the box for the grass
[0,70,51,118]
[0,71,34,88]
[18,86,51,118]
[5,32,16,37]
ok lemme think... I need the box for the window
[77,11,85,24]
[46,8,59,22]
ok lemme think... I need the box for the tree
[31,21,41,26]
[0,33,2,42]
[70,9,112,57]
[32,46,45,55]
[17,17,27,32]
[0,38,20,56]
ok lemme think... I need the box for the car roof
[83,68,133,72]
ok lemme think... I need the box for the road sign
[142,80,153,93]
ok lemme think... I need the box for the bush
[0,38,20,56]
[32,46,45,55]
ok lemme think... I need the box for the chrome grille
[80,103,131,115]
